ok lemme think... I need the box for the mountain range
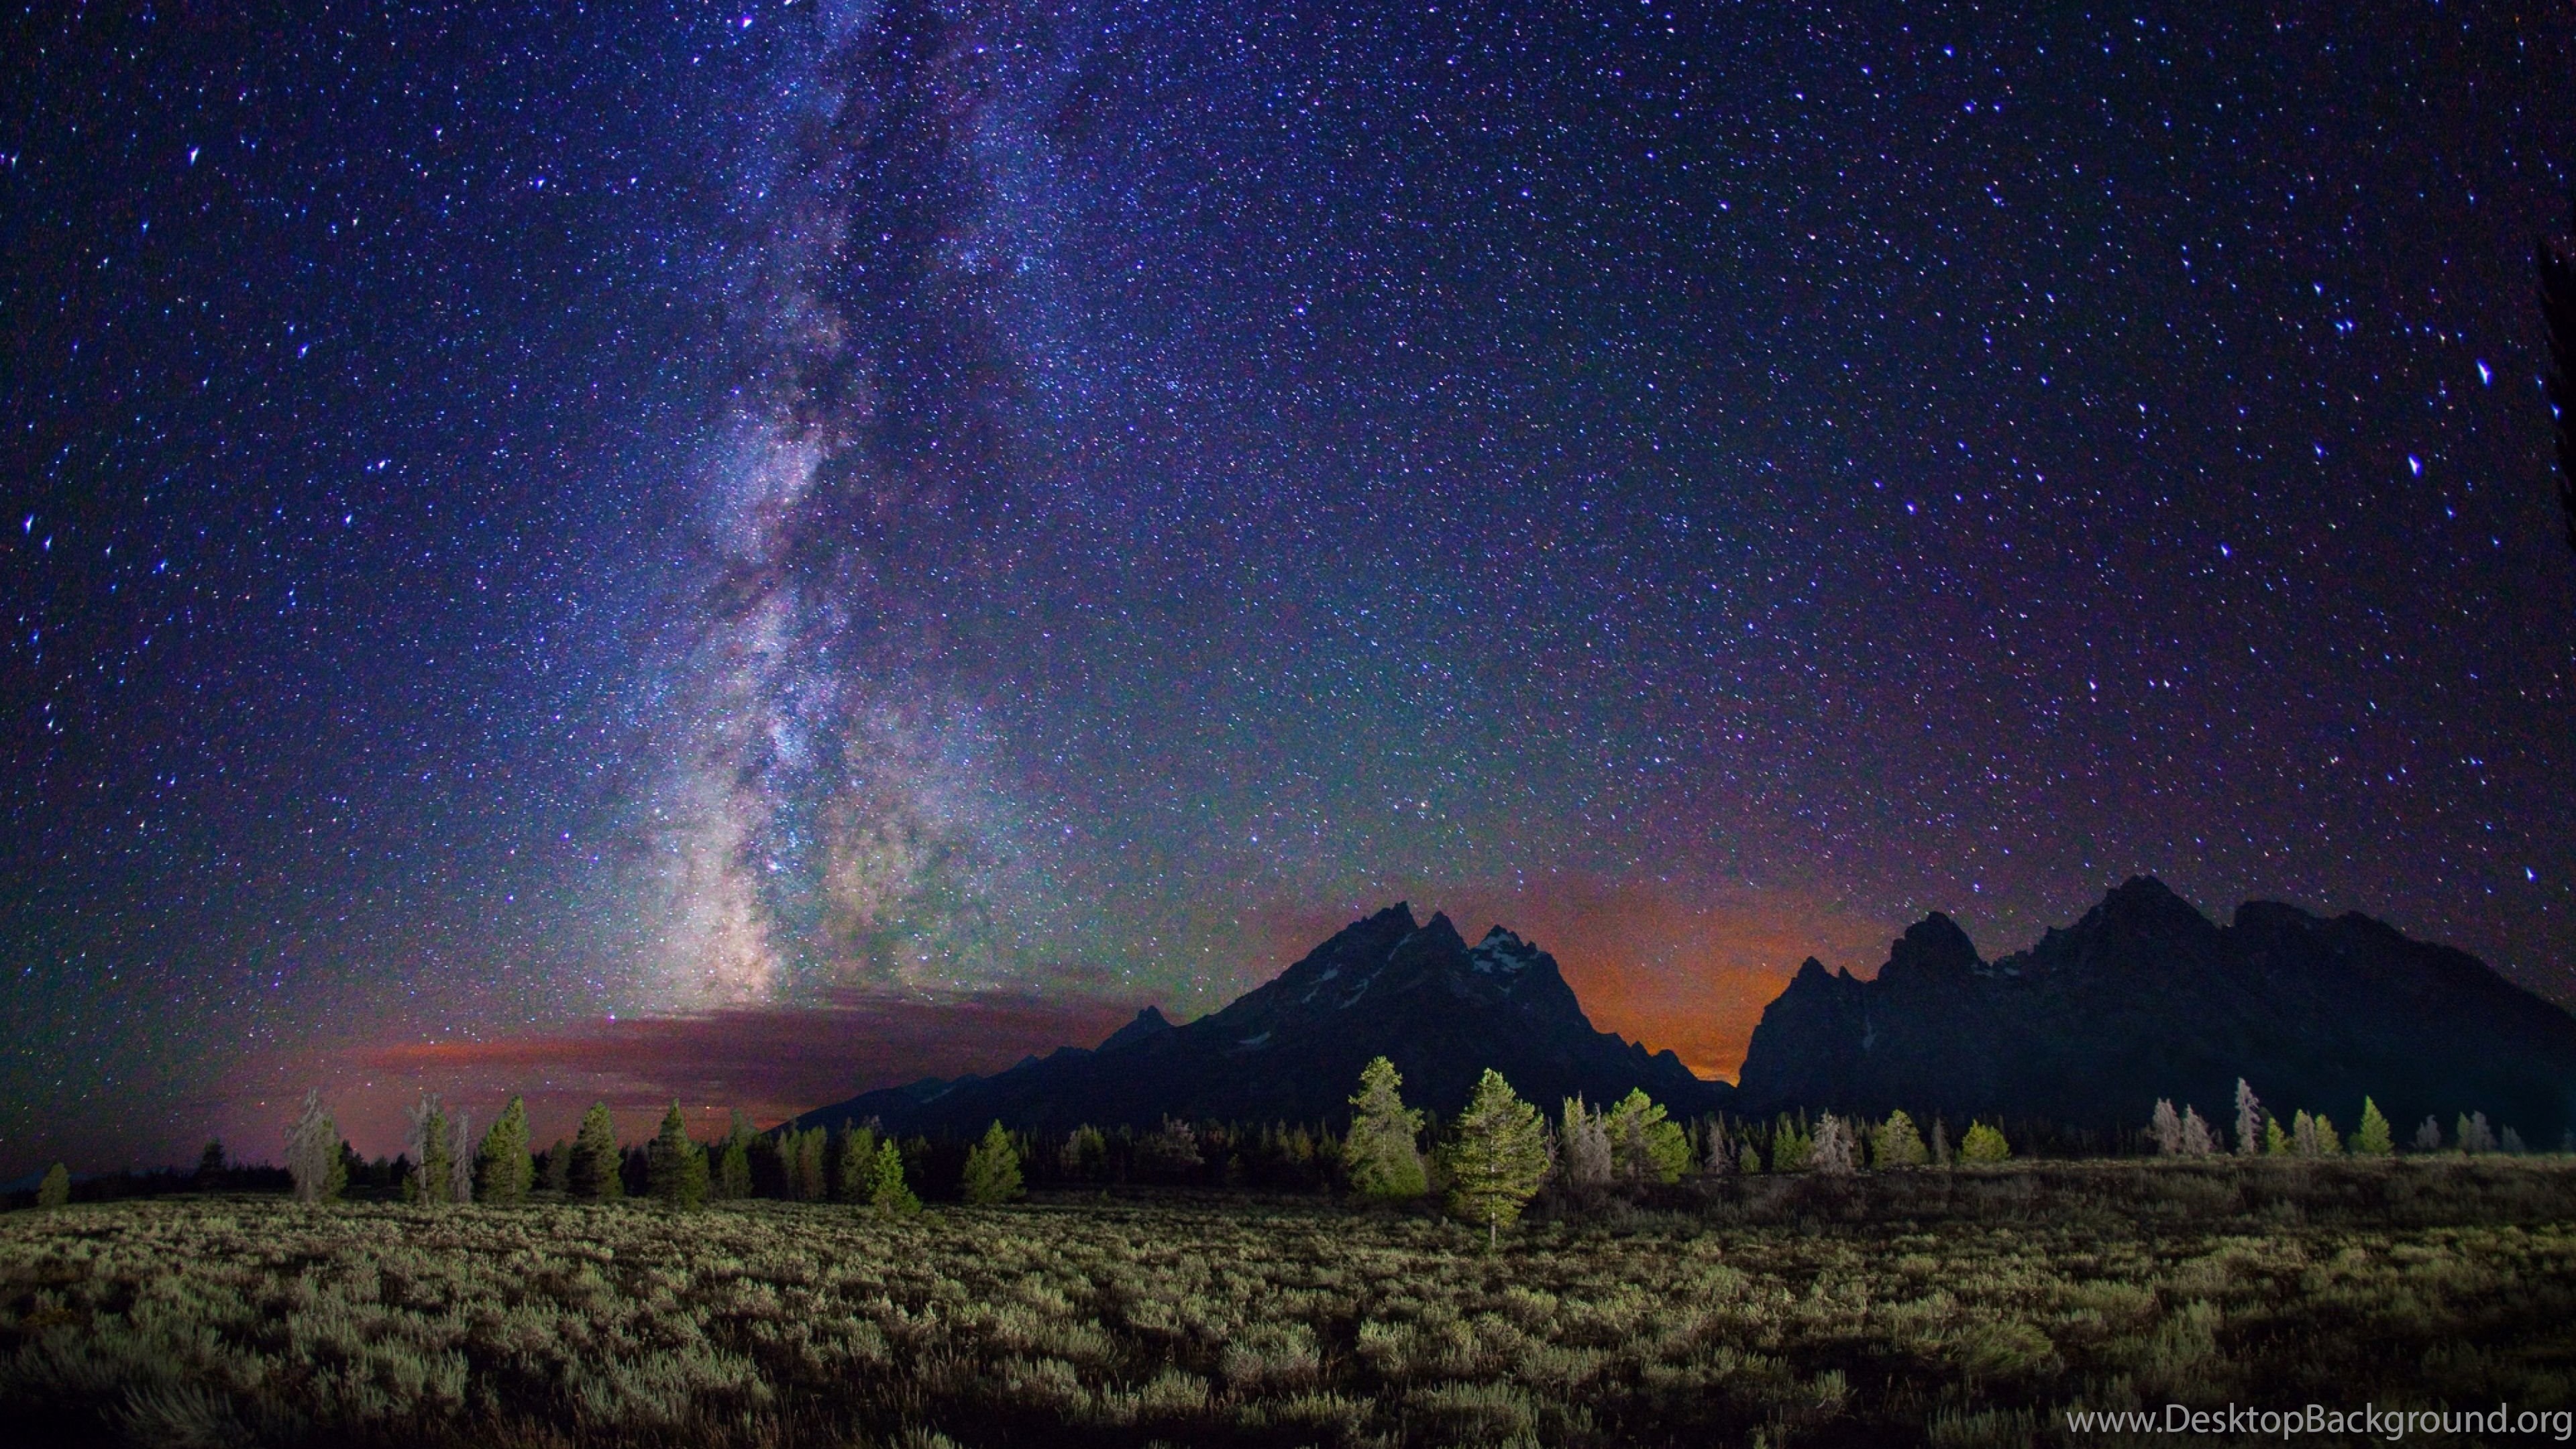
[792,879,2576,1146]
[1733,875,2576,1142]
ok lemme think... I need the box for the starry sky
[7,0,2575,1175]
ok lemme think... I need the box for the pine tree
[2180,1108,2218,1157]
[1929,1118,1951,1167]
[1059,1124,1107,1180]
[647,1102,708,1209]
[286,1091,345,1204]
[474,1097,532,1205]
[1769,1113,1815,1172]
[715,1111,754,1200]
[961,1121,1025,1205]
[541,1138,574,1195]
[407,1097,452,1205]
[1558,1096,1612,1188]
[835,1124,877,1202]
[1440,1069,1551,1247]
[196,1140,227,1186]
[1604,1089,1692,1183]
[1960,1122,2010,1163]
[1701,1122,1734,1175]
[1344,1056,1429,1201]
[36,1163,69,1210]
[2459,1112,2497,1154]
[2263,1116,2290,1155]
[865,1138,919,1214]
[2414,1116,2445,1153]
[2234,1079,2263,1157]
[2353,1097,2394,1157]
[2149,1099,2184,1157]
[446,1109,476,1205]
[1810,1114,1859,1175]
[2312,1114,2341,1157]
[2292,1110,2320,1159]
[570,1103,623,1201]
[1872,1110,1929,1167]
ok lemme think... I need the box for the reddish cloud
[213,987,1139,1161]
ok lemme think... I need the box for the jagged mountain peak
[1736,879,2576,1139]
[792,904,1724,1137]
[1097,1006,1173,1052]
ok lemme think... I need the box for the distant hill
[790,903,1727,1137]
[1733,876,2576,1144]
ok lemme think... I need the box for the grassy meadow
[6,1160,2576,1447]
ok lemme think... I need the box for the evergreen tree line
[17,1075,2569,1214]
[2148,1081,2553,1160]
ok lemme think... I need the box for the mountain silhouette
[1733,876,2576,1142]
[792,903,1725,1137]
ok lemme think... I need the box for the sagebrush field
[7,1161,2576,1447]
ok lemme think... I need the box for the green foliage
[476,1097,533,1206]
[570,1104,623,1201]
[1770,1114,1815,1172]
[1873,1110,1931,1168]
[1960,1122,2011,1164]
[834,1124,877,1203]
[10,1164,2576,1444]
[539,1138,573,1195]
[1440,1069,1551,1242]
[961,1122,1025,1205]
[410,1103,453,1205]
[715,1112,754,1201]
[2265,1117,2292,1156]
[647,1102,709,1210]
[1059,1124,1108,1179]
[1344,1056,1429,1201]
[2355,1097,2396,1157]
[865,1138,920,1214]
[785,1126,830,1201]
[1603,1089,1692,1183]
[35,1163,69,1210]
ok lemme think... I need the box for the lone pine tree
[1344,1056,1429,1201]
[36,1163,69,1210]
[865,1138,919,1214]
[1441,1069,1551,1247]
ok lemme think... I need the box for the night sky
[8,0,2575,1175]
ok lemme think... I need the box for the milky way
[6,0,2576,1171]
